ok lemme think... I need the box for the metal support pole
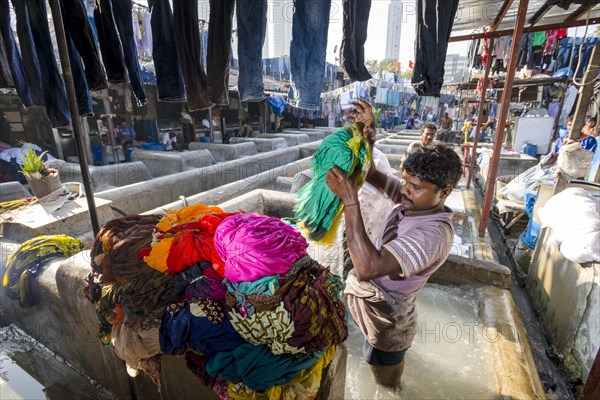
[208,107,214,143]
[478,0,529,238]
[48,0,100,236]
[570,43,600,140]
[467,37,495,189]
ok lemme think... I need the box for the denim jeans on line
[207,0,234,106]
[340,0,372,82]
[173,0,213,111]
[110,0,146,104]
[60,0,107,91]
[63,11,93,117]
[289,0,332,110]
[11,0,44,106]
[0,0,32,107]
[93,0,127,83]
[24,0,71,127]
[236,0,267,102]
[411,0,459,97]
[148,0,186,102]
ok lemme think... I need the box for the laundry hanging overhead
[236,0,268,102]
[339,0,372,82]
[411,0,459,97]
[207,0,234,106]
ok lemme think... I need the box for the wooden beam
[479,0,529,238]
[564,4,595,23]
[467,37,495,189]
[449,16,600,42]
[570,43,600,141]
[491,0,515,31]
[528,1,552,25]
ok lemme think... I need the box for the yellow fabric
[228,346,335,400]
[143,237,173,273]
[156,204,222,232]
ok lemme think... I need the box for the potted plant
[20,146,61,198]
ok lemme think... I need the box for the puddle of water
[0,354,45,400]
[344,284,498,399]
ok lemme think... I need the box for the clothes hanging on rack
[289,0,332,110]
[207,0,234,106]
[339,0,372,82]
[236,0,267,102]
[148,0,186,102]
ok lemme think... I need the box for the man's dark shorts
[363,339,408,366]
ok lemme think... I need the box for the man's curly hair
[403,144,462,189]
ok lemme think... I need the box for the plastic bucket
[199,137,211,143]
[522,143,538,157]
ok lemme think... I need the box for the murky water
[344,284,498,399]
[0,348,45,400]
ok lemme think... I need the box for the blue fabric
[0,0,32,107]
[159,303,246,357]
[289,0,331,110]
[266,96,287,116]
[553,135,598,155]
[405,117,415,130]
[206,343,322,391]
[236,0,267,102]
[23,0,71,127]
[148,0,186,102]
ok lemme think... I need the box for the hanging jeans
[207,0,234,106]
[0,0,32,106]
[12,0,44,105]
[60,0,107,91]
[289,0,331,110]
[173,0,213,111]
[236,0,267,102]
[148,0,186,102]
[412,0,459,97]
[24,0,71,127]
[95,0,146,103]
[340,0,372,82]
[93,0,126,83]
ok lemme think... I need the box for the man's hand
[347,100,375,144]
[326,167,359,205]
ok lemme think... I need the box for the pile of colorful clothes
[85,205,347,398]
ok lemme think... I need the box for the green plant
[20,146,47,174]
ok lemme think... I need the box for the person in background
[326,101,462,390]
[404,123,438,158]
[582,117,597,138]
[240,120,254,138]
[437,112,453,142]
[486,116,496,142]
[161,130,179,151]
[542,115,598,167]
[405,113,418,130]
[115,120,136,154]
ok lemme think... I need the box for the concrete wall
[375,143,408,155]
[376,139,416,146]
[528,227,600,383]
[131,149,216,177]
[284,130,328,141]
[46,160,152,191]
[187,142,258,162]
[96,147,304,215]
[229,137,288,152]
[259,133,311,146]
[478,153,538,187]
[0,182,31,202]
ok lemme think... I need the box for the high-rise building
[385,0,403,61]
[444,54,467,83]
[263,0,293,58]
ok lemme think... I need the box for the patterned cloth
[91,215,161,284]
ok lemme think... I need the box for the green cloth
[532,32,546,47]
[294,127,371,241]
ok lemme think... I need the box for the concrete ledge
[0,182,31,202]
[429,254,512,289]
[131,149,215,177]
[299,141,322,158]
[283,129,328,141]
[45,160,152,191]
[376,138,416,146]
[97,147,303,215]
[229,137,288,152]
[188,142,258,162]
[374,143,408,155]
[260,133,311,146]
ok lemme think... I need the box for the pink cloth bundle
[214,214,309,283]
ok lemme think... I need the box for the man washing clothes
[326,100,462,390]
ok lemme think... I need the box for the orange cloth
[156,204,223,232]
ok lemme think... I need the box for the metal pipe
[48,0,100,236]
[467,37,495,189]
[478,0,530,238]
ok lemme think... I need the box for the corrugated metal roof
[452,0,600,33]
